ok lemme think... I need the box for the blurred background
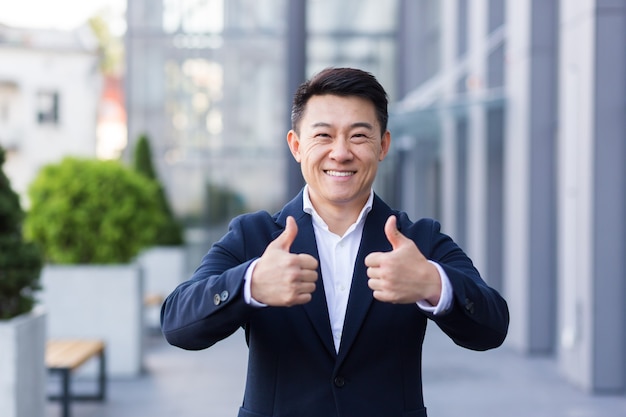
[1,0,624,397]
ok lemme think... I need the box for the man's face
[287,94,391,213]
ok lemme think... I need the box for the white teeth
[326,170,354,177]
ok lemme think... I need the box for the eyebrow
[311,122,374,130]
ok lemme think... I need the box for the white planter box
[137,246,186,329]
[0,308,46,417]
[39,264,144,378]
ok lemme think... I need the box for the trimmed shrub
[133,134,184,246]
[0,146,43,319]
[24,157,166,264]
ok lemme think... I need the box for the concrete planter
[39,264,144,378]
[137,246,186,329]
[0,307,46,417]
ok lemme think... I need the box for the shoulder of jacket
[396,214,441,235]
[231,210,275,229]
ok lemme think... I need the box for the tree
[88,14,124,76]
[133,134,184,245]
[0,146,43,319]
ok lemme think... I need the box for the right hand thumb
[272,216,298,251]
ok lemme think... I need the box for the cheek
[356,145,382,163]
[301,146,325,165]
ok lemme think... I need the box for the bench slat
[46,340,105,370]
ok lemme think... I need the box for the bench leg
[59,368,71,417]
[68,350,107,401]
[48,368,71,417]
[97,348,106,401]
[48,350,106,417]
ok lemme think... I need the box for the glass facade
[126,0,287,219]
[126,0,399,220]
[307,0,399,98]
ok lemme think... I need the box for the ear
[379,130,391,161]
[287,130,302,162]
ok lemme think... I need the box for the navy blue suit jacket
[161,191,509,417]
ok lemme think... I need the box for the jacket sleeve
[160,214,265,350]
[408,216,510,351]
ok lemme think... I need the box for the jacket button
[464,298,475,314]
[220,290,229,301]
[334,376,345,387]
[213,293,221,305]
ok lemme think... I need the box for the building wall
[556,0,626,393]
[0,25,100,205]
[503,0,558,355]
[390,0,626,394]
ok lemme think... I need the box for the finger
[384,215,407,250]
[297,253,319,271]
[291,293,313,306]
[272,216,298,251]
[367,275,383,291]
[297,281,317,294]
[366,266,378,279]
[298,270,319,283]
[364,252,382,268]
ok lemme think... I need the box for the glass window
[0,100,9,123]
[0,83,17,124]
[36,91,59,125]
[163,0,224,34]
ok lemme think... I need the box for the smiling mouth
[325,170,356,177]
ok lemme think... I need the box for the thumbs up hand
[251,216,319,306]
[364,215,442,305]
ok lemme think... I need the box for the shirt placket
[333,237,351,348]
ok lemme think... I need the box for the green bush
[133,134,184,245]
[24,157,166,264]
[0,146,43,319]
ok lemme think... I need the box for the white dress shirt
[244,186,453,352]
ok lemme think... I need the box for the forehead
[301,94,379,129]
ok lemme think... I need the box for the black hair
[291,67,389,135]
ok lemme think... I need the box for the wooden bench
[46,339,107,417]
[144,292,165,307]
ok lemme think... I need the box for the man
[161,67,509,417]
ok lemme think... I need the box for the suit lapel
[275,192,396,362]
[275,194,336,357]
[336,196,393,365]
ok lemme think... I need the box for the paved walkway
[46,325,626,417]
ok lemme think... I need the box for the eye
[313,132,332,141]
[350,133,370,144]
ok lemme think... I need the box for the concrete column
[440,0,460,237]
[397,0,426,94]
[557,0,626,393]
[402,137,440,220]
[465,0,488,273]
[503,0,558,354]
[285,0,307,199]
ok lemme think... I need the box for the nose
[329,138,353,161]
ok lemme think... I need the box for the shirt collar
[302,185,373,233]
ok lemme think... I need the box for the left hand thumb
[384,215,409,250]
